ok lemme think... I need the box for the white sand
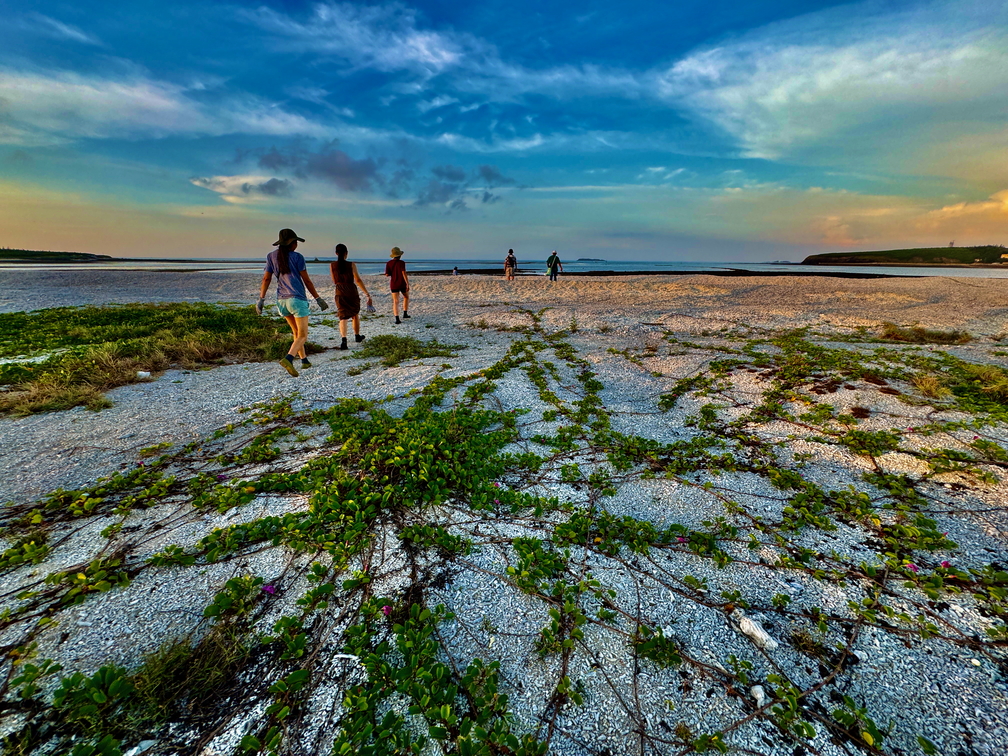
[3,268,1006,334]
[1,270,1007,756]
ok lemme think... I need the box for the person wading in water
[330,243,373,349]
[256,228,327,377]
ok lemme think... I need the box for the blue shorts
[276,297,310,318]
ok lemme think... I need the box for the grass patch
[0,303,321,416]
[40,625,251,748]
[879,322,972,344]
[912,373,950,399]
[352,334,461,368]
[130,625,250,727]
[962,363,1008,400]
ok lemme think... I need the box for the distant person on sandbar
[256,228,328,377]
[330,243,372,350]
[385,246,410,324]
[504,249,517,280]
[452,266,460,276]
[546,250,563,281]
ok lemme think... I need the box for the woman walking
[256,228,328,377]
[384,246,410,324]
[330,243,373,349]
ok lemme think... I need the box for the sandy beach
[3,267,1008,329]
[2,270,1007,756]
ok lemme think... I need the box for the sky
[0,0,1006,261]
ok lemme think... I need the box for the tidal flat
[1,270,1007,756]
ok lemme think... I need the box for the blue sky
[1,0,1006,260]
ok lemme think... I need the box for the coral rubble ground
[1,271,1007,756]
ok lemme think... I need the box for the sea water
[3,258,1008,278]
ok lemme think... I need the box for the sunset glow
[2,0,1006,259]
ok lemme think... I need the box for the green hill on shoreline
[0,248,113,263]
[803,245,1007,265]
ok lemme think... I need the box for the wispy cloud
[285,85,355,117]
[417,95,459,113]
[190,175,294,203]
[21,13,100,45]
[0,69,336,145]
[657,1,1008,160]
[704,181,1008,246]
[435,132,546,152]
[920,190,1008,228]
[245,2,646,101]
[244,3,468,76]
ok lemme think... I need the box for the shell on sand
[732,608,779,651]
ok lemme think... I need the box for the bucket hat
[390,246,404,258]
[273,228,305,247]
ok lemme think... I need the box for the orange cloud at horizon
[708,185,1008,249]
[2,179,1006,258]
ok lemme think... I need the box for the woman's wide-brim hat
[390,246,404,257]
[273,228,305,247]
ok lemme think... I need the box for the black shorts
[391,286,408,294]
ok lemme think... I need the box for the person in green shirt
[546,250,563,281]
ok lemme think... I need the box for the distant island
[803,245,1007,266]
[1,248,113,263]
[577,257,606,261]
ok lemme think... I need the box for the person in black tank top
[329,243,372,349]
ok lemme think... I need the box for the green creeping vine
[333,601,547,756]
[1,313,1007,756]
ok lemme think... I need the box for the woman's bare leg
[286,315,309,358]
[339,318,348,338]
[352,314,361,335]
[283,314,300,358]
[391,292,400,317]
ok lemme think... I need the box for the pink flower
[940,561,951,568]
[381,605,391,617]
[676,536,687,544]
[262,585,276,595]
[494,499,500,504]
[217,474,228,481]
[493,482,500,488]
[905,563,919,574]
[973,435,980,441]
